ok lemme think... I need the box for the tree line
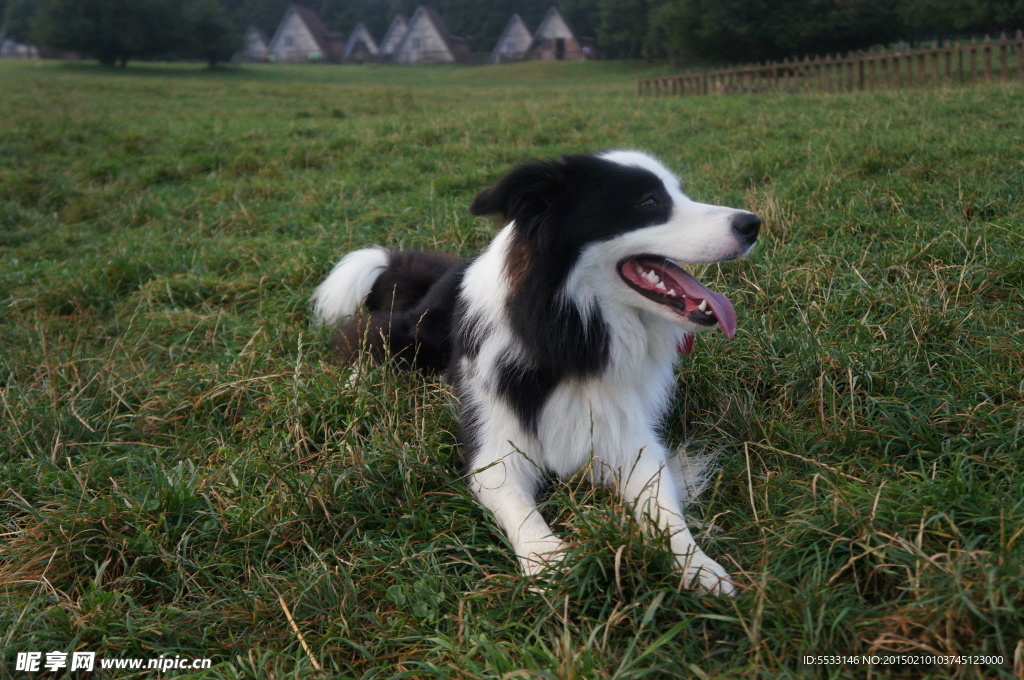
[3,0,1022,67]
[2,0,241,66]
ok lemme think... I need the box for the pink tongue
[664,268,738,339]
[700,286,737,339]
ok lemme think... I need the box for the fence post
[998,32,1008,81]
[984,35,993,82]
[969,38,977,83]
[1017,30,1024,80]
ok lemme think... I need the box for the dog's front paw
[517,538,569,579]
[677,551,736,597]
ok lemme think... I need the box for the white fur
[311,247,389,326]
[461,152,743,595]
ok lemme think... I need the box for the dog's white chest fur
[537,312,681,479]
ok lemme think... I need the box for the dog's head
[470,151,759,338]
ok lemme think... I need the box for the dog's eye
[639,196,659,209]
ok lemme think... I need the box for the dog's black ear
[469,159,566,234]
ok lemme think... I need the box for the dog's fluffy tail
[666,445,720,505]
[311,247,390,327]
[311,248,463,373]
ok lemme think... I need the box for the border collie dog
[312,151,759,595]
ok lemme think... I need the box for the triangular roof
[245,25,270,49]
[490,14,532,62]
[379,15,408,55]
[268,4,341,58]
[395,6,466,61]
[343,23,378,59]
[532,6,576,41]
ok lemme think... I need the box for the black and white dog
[312,151,759,595]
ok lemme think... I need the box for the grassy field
[1,59,1022,679]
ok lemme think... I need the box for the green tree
[598,0,655,58]
[2,0,38,42]
[231,0,291,36]
[897,0,1024,33]
[32,0,184,66]
[184,0,243,68]
[656,0,902,64]
[561,0,601,39]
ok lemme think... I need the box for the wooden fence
[639,31,1024,97]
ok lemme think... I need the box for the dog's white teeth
[656,281,668,292]
[666,289,677,297]
[698,299,708,312]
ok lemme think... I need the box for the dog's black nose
[731,212,760,245]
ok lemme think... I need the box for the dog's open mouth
[618,256,737,338]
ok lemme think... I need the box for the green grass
[1,59,1022,679]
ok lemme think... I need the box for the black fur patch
[335,251,468,375]
[470,154,674,254]
[494,358,560,436]
[365,250,460,313]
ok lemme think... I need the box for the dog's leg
[615,445,735,596]
[469,450,567,578]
